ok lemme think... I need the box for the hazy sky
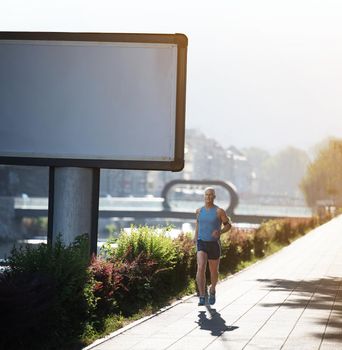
[1,0,342,153]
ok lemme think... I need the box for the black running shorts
[196,240,221,260]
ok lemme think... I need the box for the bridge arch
[161,179,239,215]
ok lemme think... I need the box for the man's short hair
[204,187,216,195]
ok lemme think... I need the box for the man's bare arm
[219,208,232,235]
[211,208,232,239]
[193,208,200,243]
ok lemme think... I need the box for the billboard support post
[48,167,99,255]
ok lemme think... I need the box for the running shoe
[209,290,216,305]
[198,296,206,306]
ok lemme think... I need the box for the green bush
[173,232,197,290]
[88,257,123,317]
[98,226,180,315]
[114,252,160,314]
[0,271,55,349]
[88,251,158,318]
[21,217,48,236]
[220,227,254,273]
[112,225,177,267]
[104,223,118,238]
[0,235,93,350]
[92,227,197,316]
[253,227,270,258]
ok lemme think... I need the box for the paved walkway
[86,215,342,350]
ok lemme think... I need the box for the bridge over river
[14,180,312,225]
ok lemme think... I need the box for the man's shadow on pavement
[196,307,238,337]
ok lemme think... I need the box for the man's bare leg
[208,258,220,296]
[196,251,208,297]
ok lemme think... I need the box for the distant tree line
[242,146,310,198]
[301,138,342,208]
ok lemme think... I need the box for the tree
[301,138,342,208]
[242,147,270,173]
[258,147,310,197]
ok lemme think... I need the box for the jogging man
[194,187,232,306]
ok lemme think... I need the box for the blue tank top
[198,205,221,241]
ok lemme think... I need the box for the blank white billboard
[0,32,187,171]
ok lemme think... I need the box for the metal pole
[48,167,99,255]
[90,168,100,256]
[47,166,55,247]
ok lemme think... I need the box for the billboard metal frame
[0,32,187,171]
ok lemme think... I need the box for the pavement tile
[320,339,342,350]
[281,336,322,350]
[243,338,286,350]
[129,337,177,350]
[167,335,222,350]
[91,335,142,350]
[206,338,249,350]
